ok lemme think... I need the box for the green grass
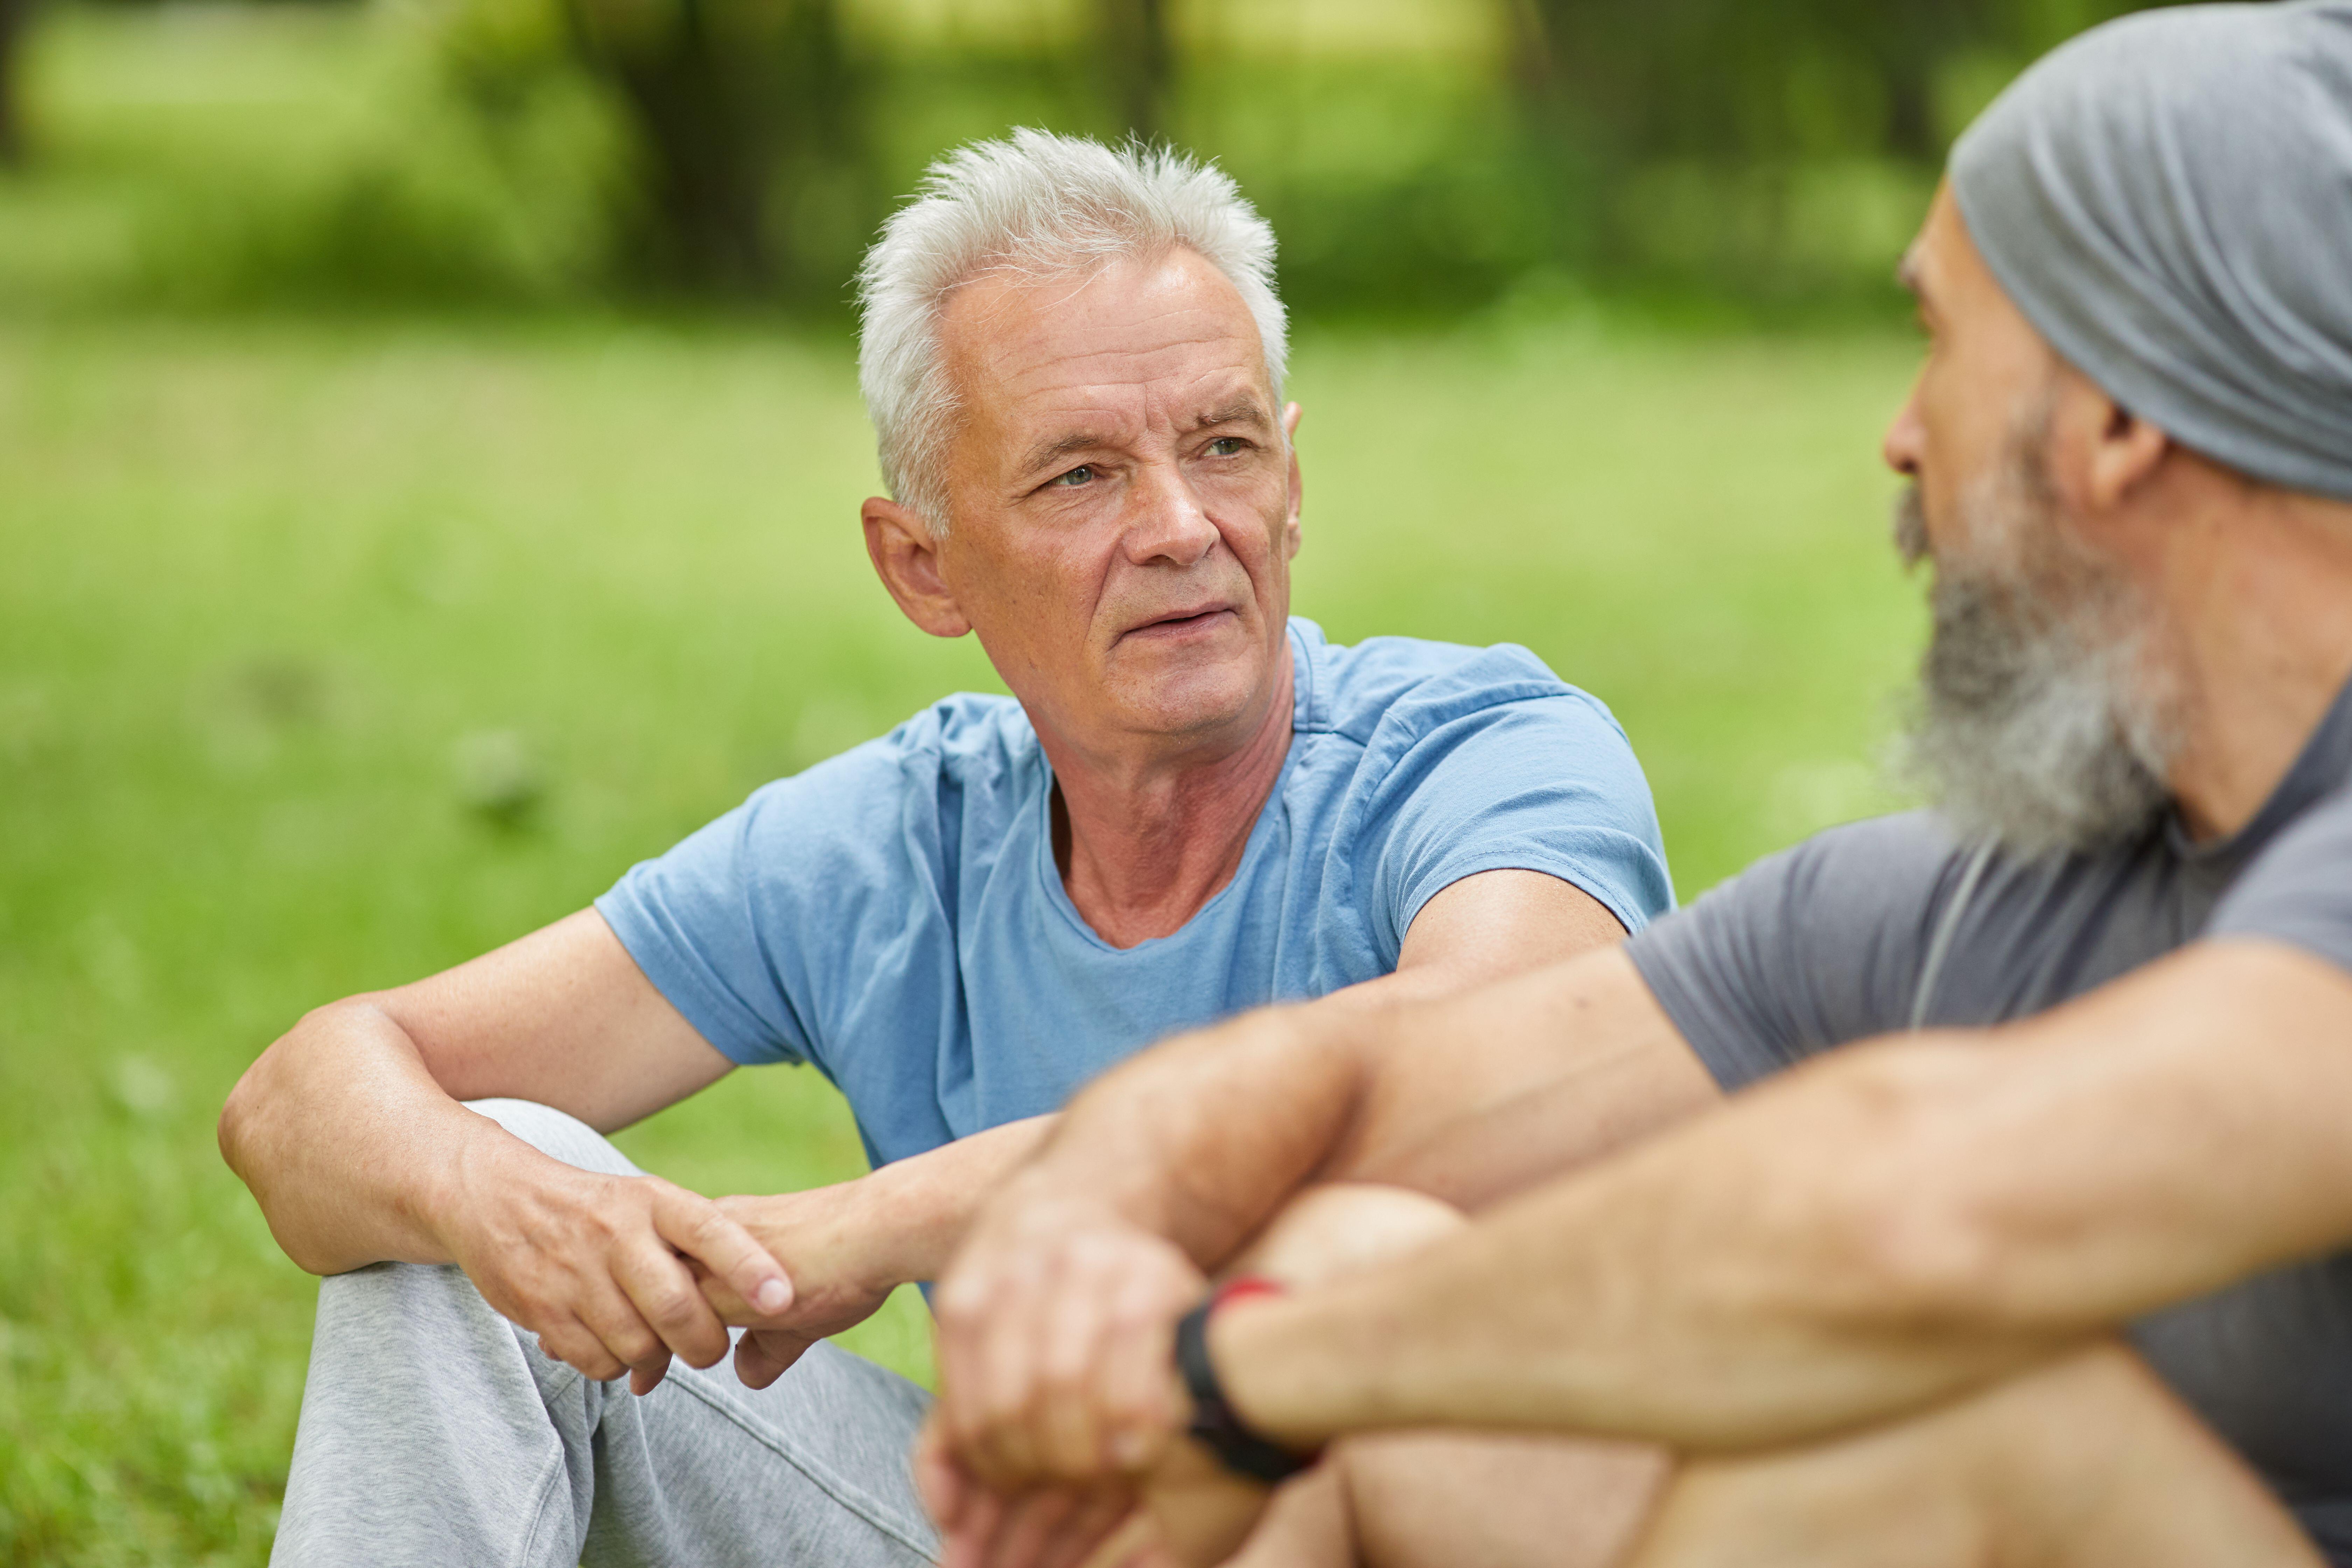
[0,299,1924,1564]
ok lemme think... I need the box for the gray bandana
[1951,1,2352,503]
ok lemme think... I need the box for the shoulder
[1293,619,1618,747]
[1644,811,1964,983]
[722,692,1037,861]
[2212,782,2352,972]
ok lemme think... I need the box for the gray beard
[1895,450,2180,861]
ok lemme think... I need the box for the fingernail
[754,1279,790,1314]
[1111,1430,1150,1468]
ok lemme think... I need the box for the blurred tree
[0,0,30,166]
[1099,0,1173,144]
[1503,0,2174,278]
[562,0,869,295]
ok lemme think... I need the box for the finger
[534,1312,628,1384]
[971,1259,1072,1484]
[1030,1253,1120,1478]
[942,1485,1009,1568]
[573,1284,671,1390]
[1099,1272,1189,1472]
[733,1328,817,1390]
[986,1486,1080,1568]
[649,1181,793,1318]
[914,1420,968,1529]
[932,1265,997,1450]
[1073,1511,1165,1568]
[1033,1490,1138,1568]
[612,1239,732,1370]
[630,1357,673,1397]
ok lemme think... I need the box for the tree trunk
[564,0,862,296]
[0,0,33,168]
[1100,0,1173,145]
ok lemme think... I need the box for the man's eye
[1206,438,1246,457]
[1050,465,1094,488]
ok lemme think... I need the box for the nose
[1883,381,1926,479]
[1122,462,1219,569]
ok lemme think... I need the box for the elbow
[217,1036,280,1181]
[216,999,367,1182]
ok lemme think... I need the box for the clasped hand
[444,1162,896,1396]
[920,1182,1251,1568]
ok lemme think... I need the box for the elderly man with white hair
[219,131,1672,1566]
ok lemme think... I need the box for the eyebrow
[1189,398,1275,435]
[1013,397,1276,480]
[1016,430,1111,478]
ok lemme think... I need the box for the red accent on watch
[1210,1276,1288,1313]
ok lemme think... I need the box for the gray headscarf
[1951,1,2352,502]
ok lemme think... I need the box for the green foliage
[0,6,624,309]
[0,0,2198,317]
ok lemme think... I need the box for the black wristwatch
[1173,1278,1324,1485]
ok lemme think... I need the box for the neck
[1042,659,1296,950]
[2160,486,2352,841]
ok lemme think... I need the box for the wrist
[1179,1279,1328,1484]
[413,1105,527,1265]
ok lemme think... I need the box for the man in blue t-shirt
[219,132,1671,1566]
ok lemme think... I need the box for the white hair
[856,128,1289,533]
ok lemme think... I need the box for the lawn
[0,299,1924,1563]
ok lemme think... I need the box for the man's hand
[917,1420,1155,1568]
[693,1189,905,1388]
[933,1175,1205,1492]
[439,1149,793,1396]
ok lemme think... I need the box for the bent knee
[462,1098,643,1179]
[1231,1184,1466,1289]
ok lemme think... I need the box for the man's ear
[1282,402,1304,560]
[2053,365,2172,516]
[862,498,972,639]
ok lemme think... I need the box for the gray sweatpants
[271,1099,941,1568]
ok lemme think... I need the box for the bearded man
[918,6,2352,1566]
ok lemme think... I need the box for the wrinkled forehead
[936,249,1277,448]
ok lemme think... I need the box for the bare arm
[1214,939,2352,1454]
[220,909,790,1393]
[220,909,737,1276]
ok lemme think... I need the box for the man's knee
[462,1098,642,1179]
[1229,1184,1465,1290]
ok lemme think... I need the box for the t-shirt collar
[2167,668,2352,865]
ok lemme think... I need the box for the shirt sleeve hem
[1623,934,1782,1094]
[592,894,807,1068]
[1397,838,1672,954]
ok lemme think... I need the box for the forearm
[1215,1042,2065,1453]
[1010,1002,1376,1268]
[219,1001,521,1275]
[1219,965,2352,1453]
[728,1117,1060,1299]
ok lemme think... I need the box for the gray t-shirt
[1628,677,2352,1558]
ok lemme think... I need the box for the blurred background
[0,0,2188,1560]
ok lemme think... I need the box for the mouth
[1123,603,1238,642]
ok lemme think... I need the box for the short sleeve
[2209,784,2352,975]
[1347,663,1675,958]
[1626,813,1961,1091]
[594,729,948,1069]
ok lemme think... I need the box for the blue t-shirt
[597,619,1672,1170]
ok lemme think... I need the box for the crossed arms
[922,936,2352,1557]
